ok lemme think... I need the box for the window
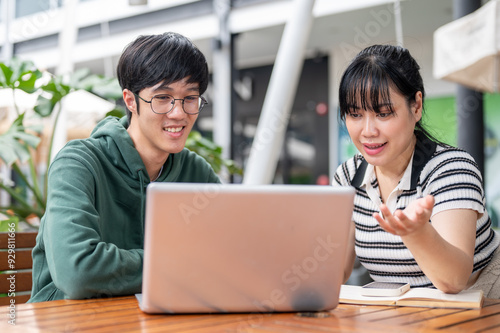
[15,0,62,18]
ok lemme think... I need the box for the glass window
[16,0,62,19]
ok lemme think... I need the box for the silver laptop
[139,183,355,314]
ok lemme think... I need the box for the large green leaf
[34,94,59,117]
[105,108,126,119]
[0,63,13,87]
[33,70,122,118]
[69,68,91,88]
[70,69,122,100]
[16,71,40,93]
[34,79,70,117]
[0,58,41,93]
[0,114,41,166]
[90,78,123,100]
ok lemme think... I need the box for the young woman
[333,44,500,298]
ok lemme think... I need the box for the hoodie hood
[89,116,149,187]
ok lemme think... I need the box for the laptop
[139,183,355,314]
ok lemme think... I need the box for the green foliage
[0,114,41,166]
[0,58,41,94]
[186,131,242,176]
[0,58,241,229]
[0,215,18,233]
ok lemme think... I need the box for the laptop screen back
[141,183,354,314]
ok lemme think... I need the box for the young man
[29,32,220,302]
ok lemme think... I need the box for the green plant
[0,59,241,231]
[186,130,242,175]
[0,59,45,230]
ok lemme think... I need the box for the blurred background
[1,0,499,282]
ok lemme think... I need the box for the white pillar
[1,0,14,61]
[57,0,78,76]
[243,0,316,185]
[328,49,352,178]
[52,0,78,162]
[212,0,232,183]
[0,165,11,208]
[328,51,339,178]
[101,21,114,78]
[394,0,403,46]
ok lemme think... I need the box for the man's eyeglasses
[134,93,208,115]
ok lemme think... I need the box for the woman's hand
[373,194,476,293]
[373,195,435,236]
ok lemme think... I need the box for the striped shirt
[333,132,500,287]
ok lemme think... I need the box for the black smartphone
[360,281,410,297]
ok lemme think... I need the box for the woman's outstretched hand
[373,195,435,236]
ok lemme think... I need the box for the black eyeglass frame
[134,93,208,115]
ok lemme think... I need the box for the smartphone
[360,281,410,297]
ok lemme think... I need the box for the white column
[1,0,14,61]
[52,0,78,162]
[101,21,114,78]
[394,0,403,46]
[212,0,232,183]
[328,49,352,178]
[129,0,148,5]
[329,48,355,178]
[0,165,11,208]
[328,51,339,178]
[243,0,316,185]
[56,0,78,76]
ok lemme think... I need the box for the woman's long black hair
[338,44,440,143]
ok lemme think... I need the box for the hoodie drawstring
[138,170,146,235]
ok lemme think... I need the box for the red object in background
[316,102,328,116]
[316,174,330,185]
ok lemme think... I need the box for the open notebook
[138,183,355,314]
[339,284,484,309]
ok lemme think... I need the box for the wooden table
[1,295,500,332]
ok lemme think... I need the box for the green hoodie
[29,116,220,302]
